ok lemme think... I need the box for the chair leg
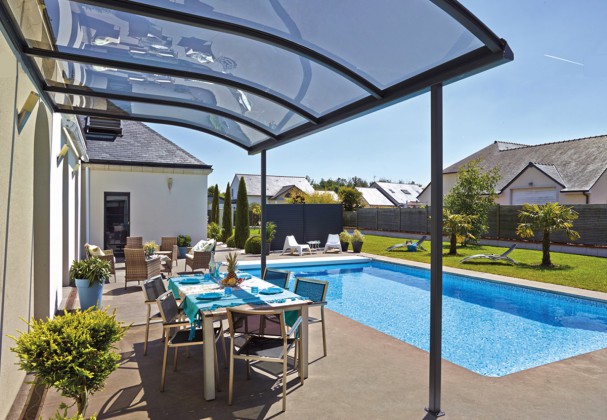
[144,305,151,356]
[298,338,304,385]
[321,307,327,357]
[218,322,228,369]
[228,341,235,405]
[173,347,179,371]
[282,356,287,412]
[161,337,169,392]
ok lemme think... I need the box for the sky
[149,0,607,190]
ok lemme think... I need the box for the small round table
[307,240,321,252]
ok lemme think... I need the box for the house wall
[495,167,559,205]
[589,170,607,204]
[88,165,210,248]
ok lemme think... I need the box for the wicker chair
[124,248,161,289]
[126,236,143,249]
[185,249,212,272]
[84,244,116,282]
[159,237,178,267]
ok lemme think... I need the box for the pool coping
[237,255,371,269]
[364,252,607,303]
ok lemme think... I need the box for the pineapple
[223,252,238,286]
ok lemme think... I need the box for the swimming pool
[244,260,607,377]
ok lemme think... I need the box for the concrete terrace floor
[36,247,607,419]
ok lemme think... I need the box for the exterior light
[72,162,80,174]
[57,144,69,162]
[167,177,173,192]
[17,91,40,133]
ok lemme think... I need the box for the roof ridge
[498,134,607,150]
[530,162,556,166]
[139,123,203,164]
[237,173,307,178]
[494,140,527,146]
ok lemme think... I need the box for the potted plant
[351,229,364,253]
[339,230,351,252]
[143,240,158,257]
[265,221,277,254]
[10,308,128,418]
[70,258,111,310]
[177,234,191,258]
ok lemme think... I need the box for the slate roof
[371,182,422,206]
[444,135,607,192]
[357,187,394,206]
[85,120,211,169]
[233,174,315,196]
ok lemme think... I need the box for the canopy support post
[426,83,445,418]
[260,150,267,276]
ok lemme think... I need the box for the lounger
[281,235,312,256]
[460,244,518,265]
[386,235,427,252]
[323,234,342,253]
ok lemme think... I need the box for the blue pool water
[245,261,607,377]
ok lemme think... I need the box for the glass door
[104,192,130,257]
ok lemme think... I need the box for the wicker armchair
[126,236,143,249]
[185,248,212,272]
[124,248,161,289]
[84,244,116,282]
[160,237,178,267]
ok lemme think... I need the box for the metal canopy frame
[0,1,513,416]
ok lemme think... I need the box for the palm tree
[443,209,476,255]
[516,202,580,266]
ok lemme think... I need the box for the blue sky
[150,0,607,190]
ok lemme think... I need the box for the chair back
[125,248,146,264]
[227,307,286,338]
[285,235,297,246]
[503,244,517,256]
[160,237,177,251]
[294,278,328,304]
[326,234,340,245]
[142,275,167,302]
[126,236,143,249]
[416,235,427,246]
[262,268,290,289]
[156,291,180,323]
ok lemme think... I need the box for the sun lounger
[386,235,427,252]
[460,244,518,265]
[281,235,312,256]
[323,234,342,253]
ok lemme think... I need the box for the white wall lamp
[57,144,69,163]
[72,162,80,175]
[17,91,40,133]
[167,177,173,192]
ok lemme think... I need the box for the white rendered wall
[589,170,607,204]
[88,165,210,247]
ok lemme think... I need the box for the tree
[234,177,250,248]
[221,182,232,242]
[250,203,261,225]
[443,209,476,255]
[444,159,500,240]
[210,184,220,225]
[305,191,340,204]
[516,202,580,266]
[338,186,363,211]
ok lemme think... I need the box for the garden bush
[244,235,262,254]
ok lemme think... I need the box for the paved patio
[32,248,607,419]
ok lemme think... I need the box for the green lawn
[362,234,607,293]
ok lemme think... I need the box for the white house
[357,187,395,207]
[230,174,315,206]
[418,136,607,206]
[85,119,212,255]
[371,182,422,207]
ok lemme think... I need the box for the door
[104,192,130,256]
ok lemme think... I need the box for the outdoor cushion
[85,243,105,257]
[192,239,215,252]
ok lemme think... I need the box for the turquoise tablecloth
[168,275,305,323]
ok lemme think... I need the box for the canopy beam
[261,150,267,275]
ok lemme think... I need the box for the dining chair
[141,275,174,356]
[262,268,290,289]
[226,307,304,412]
[293,278,329,357]
[125,248,161,289]
[156,291,223,392]
[160,237,178,266]
[126,236,143,249]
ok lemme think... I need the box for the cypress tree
[221,182,232,242]
[234,177,250,249]
[212,184,220,224]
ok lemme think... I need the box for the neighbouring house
[207,194,225,219]
[357,187,395,207]
[418,136,607,206]
[230,174,315,206]
[85,119,212,256]
[371,182,423,207]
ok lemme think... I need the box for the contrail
[544,54,584,66]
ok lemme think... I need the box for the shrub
[211,184,220,225]
[339,230,352,243]
[244,235,262,254]
[234,177,250,248]
[226,235,236,248]
[351,229,364,242]
[207,222,223,241]
[69,258,111,287]
[177,234,191,247]
[221,182,232,242]
[10,308,128,417]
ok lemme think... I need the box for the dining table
[168,273,310,401]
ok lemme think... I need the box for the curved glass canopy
[1,0,512,153]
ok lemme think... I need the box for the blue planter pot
[75,279,104,310]
[178,246,188,258]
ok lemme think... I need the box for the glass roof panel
[34,56,306,135]
[33,0,368,116]
[51,92,269,147]
[137,0,484,89]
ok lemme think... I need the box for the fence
[344,204,607,246]
[265,204,343,250]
